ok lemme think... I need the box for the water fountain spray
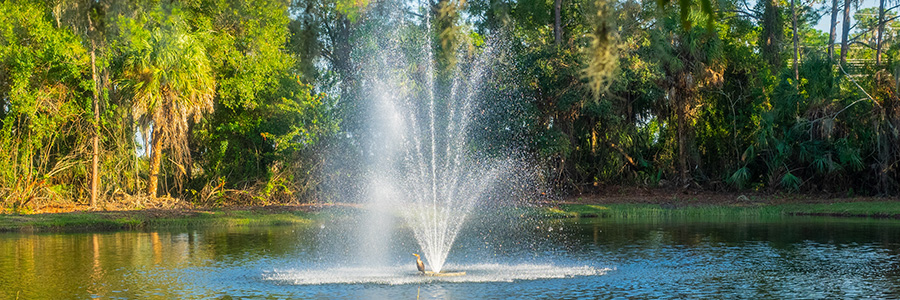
[357,16,512,273]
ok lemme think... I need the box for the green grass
[0,209,321,232]
[144,210,319,228]
[2,201,898,232]
[777,201,900,217]
[536,202,900,220]
[531,204,783,219]
[2,214,144,230]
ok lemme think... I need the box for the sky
[812,0,882,39]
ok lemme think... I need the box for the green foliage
[758,0,784,69]
[116,2,216,195]
[3,0,900,211]
[190,0,339,203]
[583,0,619,97]
[780,171,801,191]
[0,0,92,209]
[117,3,216,130]
[726,167,750,189]
[198,76,337,189]
[198,0,293,110]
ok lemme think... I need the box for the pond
[2,214,900,299]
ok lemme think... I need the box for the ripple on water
[262,263,611,285]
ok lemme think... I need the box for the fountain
[286,6,607,284]
[357,19,511,274]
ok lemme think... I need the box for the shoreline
[0,205,330,233]
[1,189,898,232]
[539,202,900,220]
[541,188,900,220]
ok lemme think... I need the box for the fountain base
[423,271,466,277]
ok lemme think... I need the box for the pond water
[2,214,900,299]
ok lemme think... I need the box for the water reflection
[564,217,900,298]
[0,216,898,298]
[0,226,314,299]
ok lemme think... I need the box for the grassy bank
[778,201,900,218]
[3,200,899,232]
[536,202,900,220]
[0,207,322,232]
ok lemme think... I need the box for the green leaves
[268,77,339,152]
[335,0,372,22]
[118,3,215,126]
[202,0,293,110]
[1,0,897,207]
[116,2,217,196]
[726,166,750,189]
[583,0,619,98]
[655,0,717,30]
[187,0,342,198]
[780,171,801,192]
[0,0,92,207]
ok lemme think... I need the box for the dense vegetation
[0,0,897,212]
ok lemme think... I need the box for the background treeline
[0,0,338,211]
[0,0,897,211]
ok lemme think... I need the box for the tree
[0,1,92,209]
[47,0,107,207]
[554,0,562,45]
[653,8,723,185]
[791,0,799,82]
[469,0,509,31]
[840,0,853,64]
[118,5,215,198]
[876,0,885,65]
[851,7,898,65]
[184,0,338,203]
[760,0,784,69]
[89,13,101,208]
[873,0,899,65]
[828,0,839,58]
[291,0,371,103]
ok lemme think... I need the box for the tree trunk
[875,0,885,65]
[554,0,562,46]
[333,17,353,101]
[760,0,783,69]
[148,123,163,198]
[87,3,100,208]
[895,64,900,92]
[840,0,852,64]
[329,15,362,134]
[671,80,691,186]
[677,98,688,185]
[90,41,100,207]
[828,0,839,58]
[791,0,799,82]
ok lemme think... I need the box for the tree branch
[404,9,424,18]
[720,9,760,20]
[836,62,882,110]
[847,13,900,43]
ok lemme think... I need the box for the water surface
[2,215,899,299]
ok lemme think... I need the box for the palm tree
[119,7,215,198]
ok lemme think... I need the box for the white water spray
[357,20,510,273]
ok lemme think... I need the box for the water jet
[350,18,515,274]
